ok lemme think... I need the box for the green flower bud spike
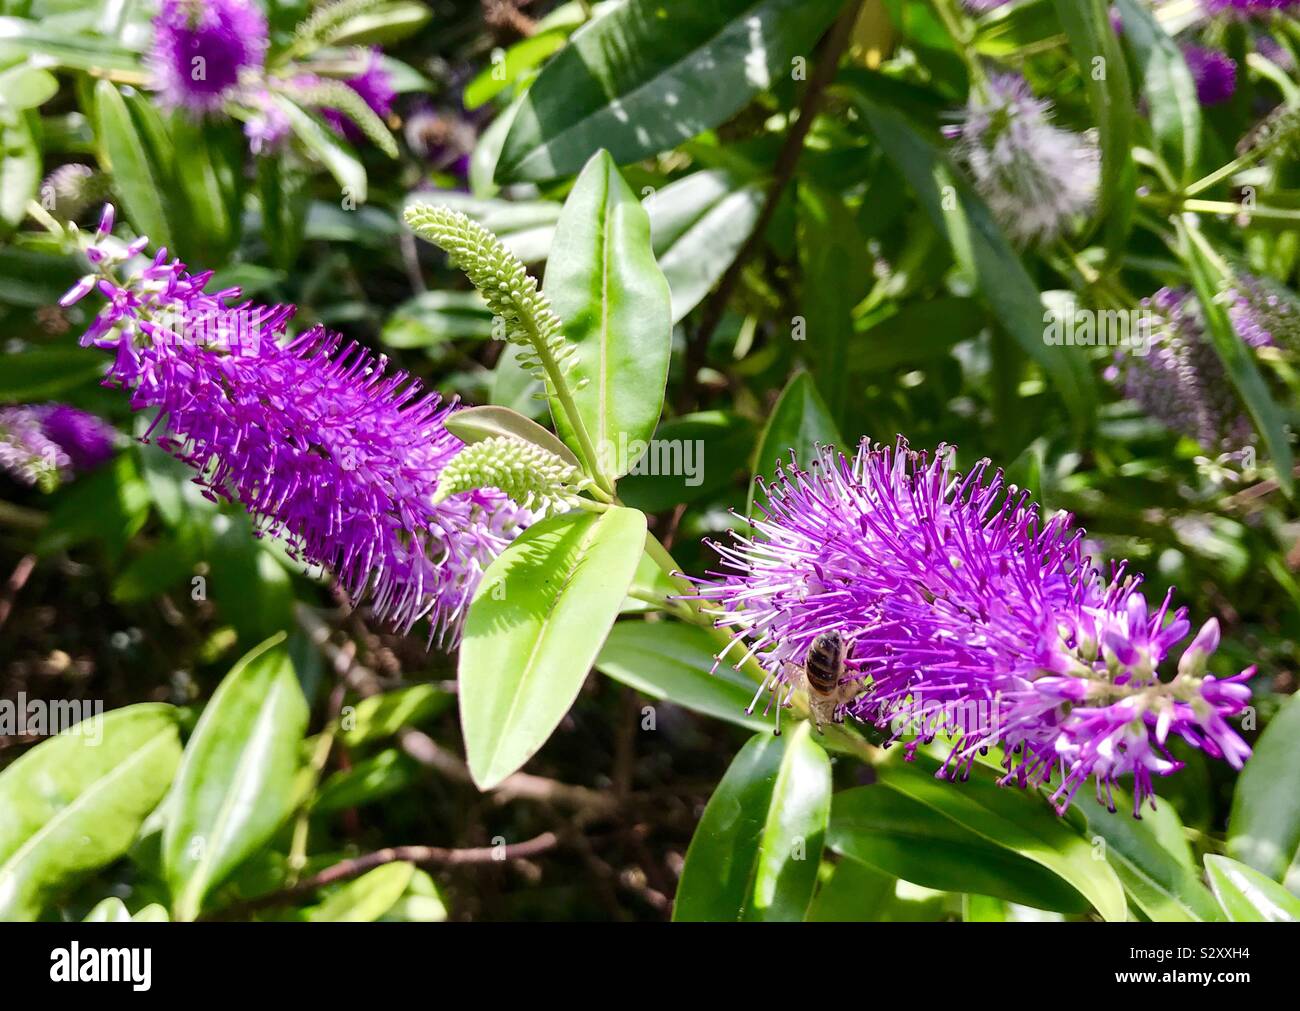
[432,436,591,511]
[404,204,614,497]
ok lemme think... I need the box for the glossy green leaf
[1053,0,1135,255]
[1078,791,1223,921]
[1229,691,1300,889]
[645,169,764,323]
[163,634,309,920]
[83,897,132,923]
[315,751,419,814]
[463,29,569,110]
[0,18,140,74]
[0,102,38,228]
[618,410,754,513]
[496,0,842,182]
[879,759,1128,922]
[306,862,415,922]
[845,89,1096,431]
[381,290,496,348]
[1205,854,1300,922]
[543,150,672,478]
[804,858,896,922]
[748,371,843,514]
[596,620,770,733]
[341,684,454,750]
[0,65,58,110]
[378,869,449,922]
[445,404,582,470]
[829,785,1090,913]
[277,96,367,203]
[1115,0,1200,182]
[674,724,831,921]
[93,81,172,250]
[459,507,647,790]
[0,704,181,921]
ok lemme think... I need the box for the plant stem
[1183,152,1257,198]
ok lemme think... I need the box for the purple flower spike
[1183,46,1237,106]
[689,438,1254,816]
[62,227,530,643]
[149,0,268,113]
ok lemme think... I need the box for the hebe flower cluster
[947,73,1100,246]
[62,208,529,643]
[691,439,1253,816]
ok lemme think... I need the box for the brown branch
[212,832,560,918]
[0,554,36,630]
[680,0,865,409]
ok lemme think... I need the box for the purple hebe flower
[1183,46,1238,105]
[149,0,268,113]
[690,439,1253,815]
[405,104,478,177]
[0,403,116,490]
[1106,287,1252,450]
[1206,0,1300,14]
[62,208,529,643]
[322,48,396,142]
[948,74,1100,246]
[1226,272,1300,350]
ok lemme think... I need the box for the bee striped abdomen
[805,631,845,695]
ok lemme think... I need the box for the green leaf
[1229,691,1300,889]
[496,0,843,182]
[0,704,181,921]
[305,862,415,922]
[277,95,367,204]
[0,103,39,229]
[445,404,583,470]
[848,297,987,372]
[378,867,448,922]
[381,290,496,348]
[879,758,1128,921]
[829,785,1091,913]
[1180,218,1294,497]
[463,28,569,110]
[543,150,672,478]
[0,18,140,74]
[1205,855,1300,922]
[83,897,132,922]
[1114,0,1200,182]
[797,183,873,423]
[163,634,309,920]
[805,858,896,922]
[748,370,843,514]
[618,410,754,513]
[1053,0,1135,256]
[1077,791,1223,921]
[340,684,454,750]
[645,169,764,323]
[0,65,58,111]
[596,620,770,733]
[93,81,172,250]
[315,750,419,813]
[459,507,647,790]
[674,724,831,921]
[0,349,104,403]
[844,88,1096,431]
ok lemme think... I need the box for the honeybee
[792,630,863,734]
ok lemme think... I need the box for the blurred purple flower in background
[322,48,396,142]
[691,439,1253,815]
[405,103,479,177]
[0,403,116,491]
[1106,287,1252,451]
[1183,45,1238,105]
[1205,0,1300,15]
[1227,272,1300,350]
[149,0,268,113]
[963,0,1013,11]
[947,73,1100,246]
[61,208,530,643]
